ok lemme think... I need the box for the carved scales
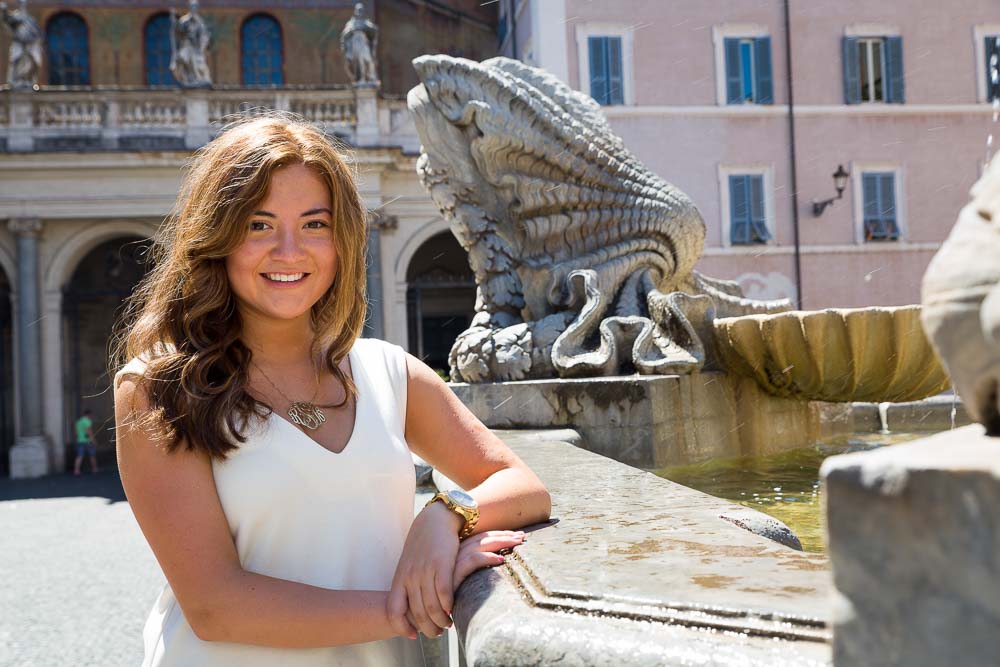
[407,55,788,382]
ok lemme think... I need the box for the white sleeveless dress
[116,338,424,666]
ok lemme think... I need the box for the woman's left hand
[387,501,463,639]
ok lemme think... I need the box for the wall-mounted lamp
[811,164,850,217]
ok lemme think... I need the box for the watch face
[447,489,478,509]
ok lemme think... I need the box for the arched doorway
[405,232,476,375]
[0,269,13,476]
[62,236,151,468]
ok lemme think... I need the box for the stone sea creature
[922,154,1000,432]
[407,55,789,382]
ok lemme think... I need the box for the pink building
[499,0,1000,308]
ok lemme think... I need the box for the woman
[113,115,551,666]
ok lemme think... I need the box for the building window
[46,12,90,86]
[862,172,899,241]
[843,36,904,104]
[723,37,772,104]
[587,36,623,105]
[986,35,1000,103]
[729,174,771,245]
[241,14,284,86]
[145,13,178,86]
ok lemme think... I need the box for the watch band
[425,492,479,540]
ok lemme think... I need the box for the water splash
[988,37,1000,164]
[877,402,892,435]
[950,385,958,430]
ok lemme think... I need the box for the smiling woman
[110,114,550,667]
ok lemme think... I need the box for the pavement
[1,467,163,667]
[1,465,444,667]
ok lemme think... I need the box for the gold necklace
[252,360,327,431]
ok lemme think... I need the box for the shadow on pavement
[0,467,127,503]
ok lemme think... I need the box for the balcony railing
[0,85,415,153]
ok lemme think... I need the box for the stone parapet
[451,431,831,665]
[451,372,857,469]
[821,425,1000,666]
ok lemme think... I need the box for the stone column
[184,90,211,150]
[364,213,397,339]
[8,90,34,152]
[41,289,65,472]
[8,218,49,478]
[354,86,379,147]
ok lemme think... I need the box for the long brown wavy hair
[113,114,368,459]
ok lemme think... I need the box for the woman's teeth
[265,273,305,282]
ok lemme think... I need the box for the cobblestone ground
[0,468,163,667]
[1,469,446,667]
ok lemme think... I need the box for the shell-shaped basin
[713,305,950,402]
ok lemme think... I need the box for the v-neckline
[267,345,362,456]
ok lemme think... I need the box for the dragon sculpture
[407,55,790,383]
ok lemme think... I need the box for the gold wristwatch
[425,489,480,540]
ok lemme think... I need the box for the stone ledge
[821,425,1000,666]
[451,373,855,469]
[451,431,833,665]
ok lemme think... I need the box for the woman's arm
[386,353,551,638]
[115,377,412,646]
[402,354,552,532]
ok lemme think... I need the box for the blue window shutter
[885,37,904,104]
[986,37,1000,103]
[588,36,609,104]
[754,37,773,104]
[144,14,178,86]
[749,175,771,242]
[725,38,742,104]
[606,36,624,105]
[843,37,860,104]
[879,173,899,239]
[242,14,284,85]
[46,12,90,85]
[863,173,899,241]
[730,175,750,244]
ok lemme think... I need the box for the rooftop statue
[408,56,789,383]
[922,155,1000,432]
[1,0,42,89]
[340,3,378,87]
[169,0,211,88]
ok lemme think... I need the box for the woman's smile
[263,272,310,284]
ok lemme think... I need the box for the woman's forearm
[197,571,402,647]
[465,465,551,535]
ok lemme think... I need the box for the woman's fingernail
[497,555,506,562]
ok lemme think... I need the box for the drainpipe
[783,0,804,308]
[510,0,518,60]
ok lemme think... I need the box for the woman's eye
[249,221,269,231]
[304,220,330,229]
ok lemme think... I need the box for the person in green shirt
[73,409,98,476]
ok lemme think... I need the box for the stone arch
[45,220,157,293]
[403,229,476,373]
[393,217,453,279]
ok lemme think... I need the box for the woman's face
[225,162,337,327]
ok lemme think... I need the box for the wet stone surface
[453,430,833,666]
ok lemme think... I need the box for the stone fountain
[407,55,949,470]
[406,55,961,666]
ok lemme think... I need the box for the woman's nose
[271,227,306,259]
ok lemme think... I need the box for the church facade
[0,0,494,477]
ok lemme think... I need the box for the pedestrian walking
[72,408,98,476]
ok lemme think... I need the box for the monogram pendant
[287,402,327,431]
